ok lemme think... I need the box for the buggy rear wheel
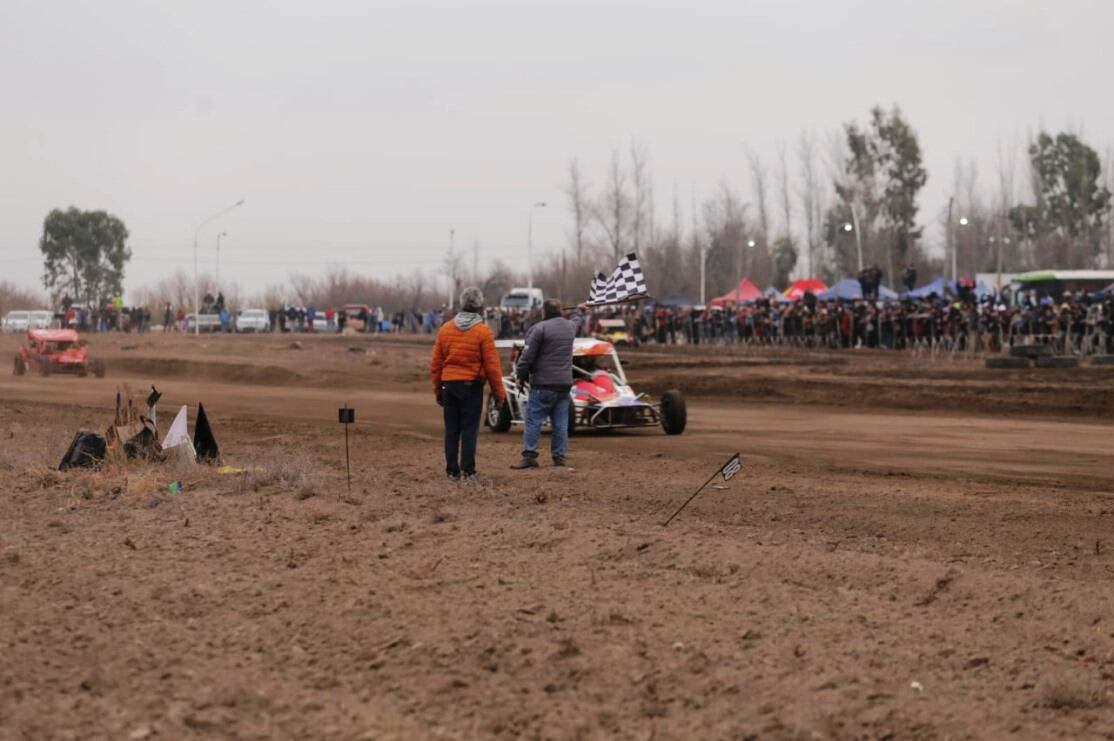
[13,354,24,376]
[567,400,578,437]
[93,360,106,378]
[660,389,686,435]
[38,357,50,377]
[487,394,512,433]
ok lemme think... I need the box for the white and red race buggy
[487,338,686,435]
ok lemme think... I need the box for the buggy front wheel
[487,394,512,433]
[660,390,686,435]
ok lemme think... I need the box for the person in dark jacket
[510,299,586,469]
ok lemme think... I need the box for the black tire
[1035,356,1079,369]
[38,357,50,377]
[1009,343,1053,358]
[567,401,578,437]
[660,389,687,435]
[985,356,1030,369]
[487,394,512,433]
[93,360,106,378]
[13,355,24,376]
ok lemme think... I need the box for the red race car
[13,329,106,378]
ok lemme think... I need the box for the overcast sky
[2,0,1111,298]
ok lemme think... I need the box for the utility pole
[448,229,455,310]
[946,197,955,282]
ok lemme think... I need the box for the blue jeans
[442,381,484,476]
[522,388,569,460]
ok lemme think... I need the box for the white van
[500,287,544,311]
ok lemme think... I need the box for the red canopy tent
[708,277,762,306]
[783,278,828,301]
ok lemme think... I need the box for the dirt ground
[1,331,1112,740]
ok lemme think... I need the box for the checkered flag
[587,253,648,306]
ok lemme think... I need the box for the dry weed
[235,449,324,499]
[1041,676,1107,711]
[23,465,66,490]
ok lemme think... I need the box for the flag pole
[662,468,721,527]
[662,452,741,526]
[564,295,652,312]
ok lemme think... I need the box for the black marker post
[662,452,742,527]
[338,404,355,497]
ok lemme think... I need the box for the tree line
[31,106,1114,311]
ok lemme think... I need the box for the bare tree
[564,158,591,263]
[746,148,770,243]
[776,142,793,242]
[798,131,825,277]
[630,141,651,254]
[1106,146,1114,267]
[597,147,629,261]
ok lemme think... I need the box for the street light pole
[193,199,245,336]
[849,207,863,272]
[527,202,546,290]
[956,216,969,282]
[736,239,756,307]
[216,231,228,289]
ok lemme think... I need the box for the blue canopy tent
[763,286,790,303]
[817,278,898,302]
[906,277,952,299]
[972,282,996,300]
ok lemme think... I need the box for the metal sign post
[338,405,355,496]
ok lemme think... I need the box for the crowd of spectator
[579,289,1114,357]
[42,279,1114,358]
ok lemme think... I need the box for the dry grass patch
[1041,676,1108,711]
[235,448,326,499]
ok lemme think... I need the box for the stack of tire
[985,344,1078,369]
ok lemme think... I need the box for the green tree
[40,207,131,305]
[825,106,927,278]
[771,237,798,289]
[1009,131,1112,266]
[873,107,927,268]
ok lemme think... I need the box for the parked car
[185,313,222,333]
[343,304,372,331]
[29,310,55,329]
[235,308,271,333]
[500,287,544,311]
[594,318,632,346]
[2,310,31,333]
[13,329,105,378]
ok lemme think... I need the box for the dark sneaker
[509,456,539,470]
[447,471,461,482]
[552,457,567,467]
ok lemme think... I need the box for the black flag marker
[339,405,354,496]
[662,453,742,527]
[193,402,221,464]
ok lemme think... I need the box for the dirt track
[1,332,1113,739]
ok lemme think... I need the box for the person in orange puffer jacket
[430,287,506,482]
